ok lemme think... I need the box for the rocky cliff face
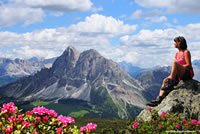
[0,46,146,118]
[0,58,44,77]
[138,79,200,121]
[136,66,170,101]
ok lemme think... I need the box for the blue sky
[0,0,200,67]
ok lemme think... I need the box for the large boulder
[138,79,200,121]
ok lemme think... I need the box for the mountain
[118,61,147,78]
[193,60,200,81]
[0,58,45,86]
[135,66,170,101]
[28,57,56,68]
[0,46,146,118]
[138,79,200,121]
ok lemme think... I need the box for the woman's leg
[169,61,185,79]
[159,78,168,97]
[158,62,185,97]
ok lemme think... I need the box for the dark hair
[174,36,187,50]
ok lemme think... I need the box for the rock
[138,79,200,121]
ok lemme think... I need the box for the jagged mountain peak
[0,47,146,118]
[51,46,79,77]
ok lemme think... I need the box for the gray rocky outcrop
[138,79,200,121]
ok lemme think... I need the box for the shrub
[0,102,97,134]
[129,108,200,133]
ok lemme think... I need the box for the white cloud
[0,10,200,67]
[118,23,200,67]
[132,9,167,23]
[0,6,44,26]
[0,14,135,59]
[68,14,137,36]
[14,0,93,12]
[135,0,200,14]
[4,46,58,59]
[0,0,95,26]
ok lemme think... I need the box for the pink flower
[5,126,13,134]
[8,115,17,123]
[175,124,180,129]
[197,121,200,125]
[147,107,152,112]
[159,125,163,129]
[26,110,33,116]
[48,110,57,117]
[42,116,49,123]
[132,122,140,129]
[160,111,167,118]
[56,128,63,134]
[57,115,75,126]
[80,123,97,133]
[32,106,48,115]
[22,121,31,128]
[182,119,187,124]
[80,126,87,133]
[1,102,17,114]
[191,119,198,125]
[36,116,41,123]
[86,123,97,131]
[17,114,24,121]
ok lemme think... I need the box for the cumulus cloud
[1,10,200,67]
[118,23,200,67]
[0,0,95,26]
[0,6,44,26]
[132,9,167,23]
[135,0,200,14]
[68,14,137,36]
[14,0,93,12]
[0,14,135,59]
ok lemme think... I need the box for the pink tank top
[175,51,186,65]
[175,51,194,78]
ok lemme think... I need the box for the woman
[147,36,194,107]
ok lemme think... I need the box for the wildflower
[147,107,152,112]
[132,122,140,129]
[36,116,41,123]
[32,106,48,115]
[48,110,57,117]
[1,102,17,114]
[182,119,187,124]
[17,114,24,121]
[4,125,13,134]
[191,119,198,125]
[175,124,180,129]
[26,110,33,116]
[80,123,97,133]
[159,125,163,129]
[160,111,167,118]
[8,115,17,123]
[22,121,31,128]
[57,115,75,126]
[56,128,63,134]
[86,123,97,131]
[42,116,49,123]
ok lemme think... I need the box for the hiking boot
[146,96,164,107]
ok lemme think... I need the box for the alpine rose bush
[129,108,200,133]
[0,102,97,134]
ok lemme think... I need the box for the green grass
[75,117,132,133]
[32,101,50,106]
[69,110,89,117]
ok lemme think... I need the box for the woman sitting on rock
[147,36,194,107]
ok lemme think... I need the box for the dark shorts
[181,68,193,80]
